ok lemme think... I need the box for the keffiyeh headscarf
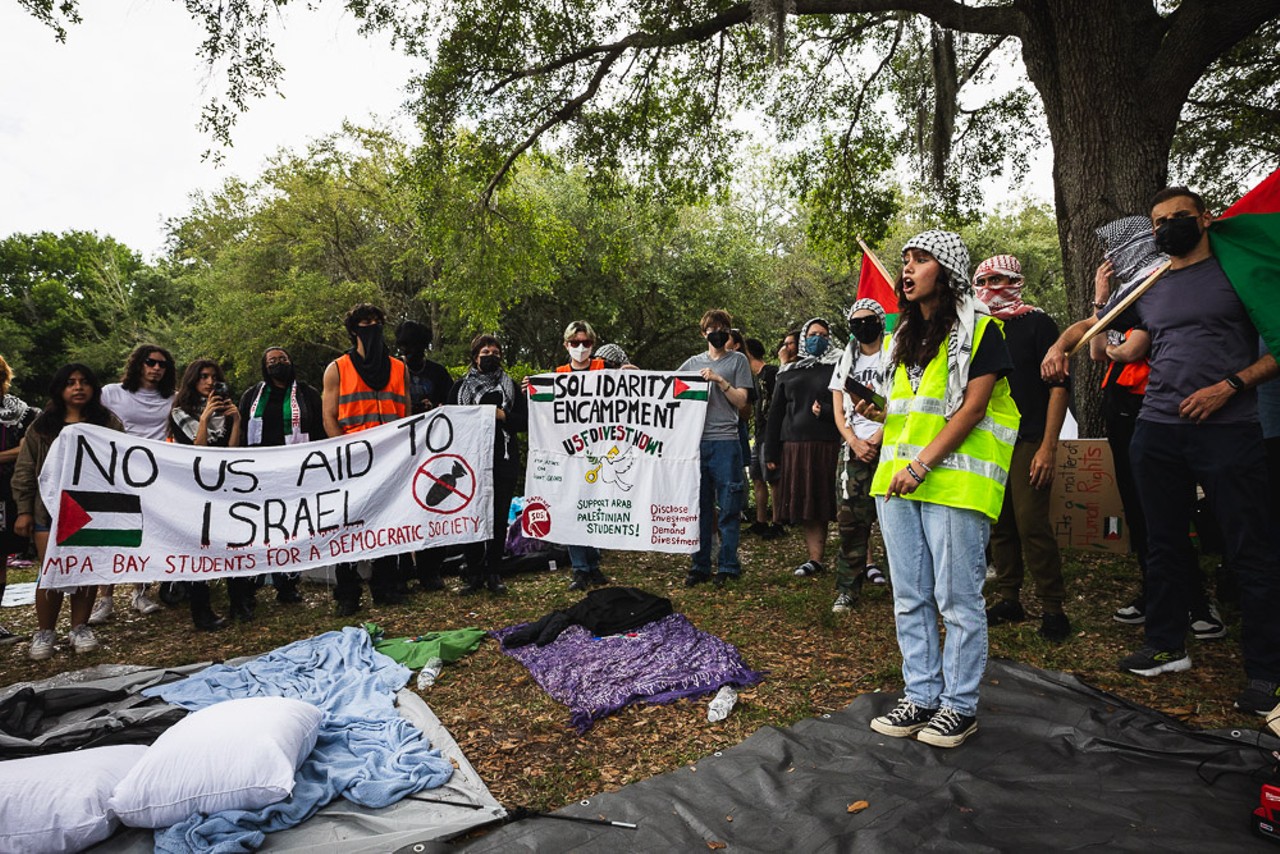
[847,297,887,326]
[974,254,1039,320]
[1096,215,1168,292]
[900,229,986,418]
[781,317,843,372]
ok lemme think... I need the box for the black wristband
[1225,374,1245,391]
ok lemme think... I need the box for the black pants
[399,548,444,585]
[464,469,517,582]
[1132,420,1280,680]
[1103,387,1148,580]
[333,556,398,604]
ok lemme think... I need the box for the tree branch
[1149,0,1280,101]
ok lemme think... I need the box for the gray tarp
[459,659,1276,852]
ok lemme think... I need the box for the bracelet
[1093,301,1107,309]
[913,457,932,473]
[905,463,924,484]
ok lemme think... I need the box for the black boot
[486,573,508,595]
[459,573,487,596]
[189,582,227,631]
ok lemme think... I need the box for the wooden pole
[1068,261,1172,357]
[856,236,895,286]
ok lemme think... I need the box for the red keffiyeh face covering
[974,254,1037,319]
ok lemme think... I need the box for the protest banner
[35,407,494,589]
[1051,439,1129,555]
[522,370,709,552]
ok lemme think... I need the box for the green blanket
[365,623,487,670]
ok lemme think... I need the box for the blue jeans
[694,439,745,576]
[877,497,989,717]
[568,545,600,574]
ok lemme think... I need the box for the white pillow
[109,696,321,829]
[0,744,148,854]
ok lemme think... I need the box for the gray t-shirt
[678,350,754,440]
[100,384,173,440]
[1100,256,1258,425]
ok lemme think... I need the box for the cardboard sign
[1051,439,1130,554]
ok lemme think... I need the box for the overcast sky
[1,3,1053,261]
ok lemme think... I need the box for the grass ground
[0,526,1260,812]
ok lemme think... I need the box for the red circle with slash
[412,454,476,514]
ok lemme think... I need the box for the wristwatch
[1225,374,1245,391]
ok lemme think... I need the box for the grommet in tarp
[1233,730,1243,738]
[714,751,723,757]
[580,799,591,806]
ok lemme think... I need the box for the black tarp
[457,659,1278,851]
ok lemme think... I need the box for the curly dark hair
[344,304,387,337]
[120,344,176,397]
[173,360,226,419]
[32,363,114,439]
[891,268,960,369]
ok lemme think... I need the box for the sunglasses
[143,358,168,368]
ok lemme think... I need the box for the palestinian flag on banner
[856,240,900,332]
[1209,167,1280,356]
[527,376,556,402]
[57,490,143,547]
[671,375,709,401]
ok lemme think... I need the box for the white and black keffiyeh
[847,297,887,325]
[1096,215,1168,292]
[454,365,517,411]
[0,394,32,428]
[898,229,986,417]
[782,316,843,372]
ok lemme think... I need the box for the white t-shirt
[100,384,172,440]
[829,343,886,441]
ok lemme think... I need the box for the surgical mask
[705,330,729,349]
[568,344,592,362]
[850,320,883,345]
[266,362,295,383]
[477,354,501,373]
[803,335,830,357]
[1154,216,1203,257]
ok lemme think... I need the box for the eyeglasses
[143,358,167,368]
[567,339,594,347]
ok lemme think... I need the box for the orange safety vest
[555,359,606,373]
[336,354,410,433]
[1100,329,1150,396]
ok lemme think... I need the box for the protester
[678,310,753,586]
[322,303,411,615]
[97,344,176,622]
[865,230,1017,749]
[0,356,36,645]
[169,359,244,631]
[764,317,842,577]
[744,337,781,539]
[236,346,325,612]
[449,334,526,595]
[725,328,754,488]
[12,364,124,660]
[828,300,888,613]
[1042,187,1280,716]
[777,330,800,367]
[555,320,610,591]
[594,343,630,369]
[394,320,453,593]
[973,255,1072,642]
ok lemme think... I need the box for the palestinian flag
[671,375,709,401]
[57,490,143,548]
[856,240,900,332]
[527,376,555,402]
[1209,168,1280,356]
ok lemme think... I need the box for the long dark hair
[173,360,225,418]
[120,344,176,397]
[31,363,114,439]
[890,268,960,368]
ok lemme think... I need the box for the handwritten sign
[1051,439,1130,554]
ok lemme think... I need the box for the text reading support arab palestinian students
[862,230,1018,749]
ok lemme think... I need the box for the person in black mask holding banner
[1042,187,1280,716]
[237,346,325,614]
[322,304,412,616]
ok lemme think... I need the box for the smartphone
[844,377,886,411]
[212,381,231,399]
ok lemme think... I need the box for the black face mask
[705,330,730,349]
[1154,216,1203,257]
[266,362,295,383]
[477,354,501,374]
[850,320,883,345]
[353,324,385,357]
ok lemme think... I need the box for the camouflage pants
[836,454,878,592]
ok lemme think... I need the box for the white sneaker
[832,592,857,613]
[69,624,99,654]
[89,594,115,625]
[29,629,56,661]
[132,590,162,615]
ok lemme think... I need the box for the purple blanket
[493,613,763,732]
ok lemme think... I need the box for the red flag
[855,244,899,330]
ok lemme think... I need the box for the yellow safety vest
[870,315,1020,521]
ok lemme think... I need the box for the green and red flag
[1209,167,1280,355]
[855,238,900,331]
[527,376,556,402]
[57,490,143,547]
[671,376,709,401]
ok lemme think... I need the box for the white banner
[522,370,708,553]
[36,408,494,589]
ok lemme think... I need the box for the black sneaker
[1235,679,1280,716]
[793,560,825,577]
[748,521,771,537]
[1112,596,1146,625]
[1038,612,1072,643]
[766,524,786,540]
[1190,604,1227,640]
[335,599,362,617]
[568,572,590,592]
[869,699,936,737]
[458,579,487,596]
[712,572,738,588]
[1117,645,1191,677]
[486,575,508,596]
[587,569,610,587]
[684,570,711,588]
[916,707,977,748]
[985,599,1025,626]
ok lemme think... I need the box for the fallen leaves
[707,841,727,850]
[847,800,870,814]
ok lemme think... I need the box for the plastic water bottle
[707,686,738,722]
[417,657,444,689]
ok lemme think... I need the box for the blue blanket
[142,626,455,852]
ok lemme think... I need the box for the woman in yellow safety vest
[859,230,1020,750]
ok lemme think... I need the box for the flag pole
[856,237,895,287]
[1068,261,1172,357]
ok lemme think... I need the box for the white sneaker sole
[28,646,54,661]
[1125,656,1192,677]
[917,721,977,748]
[870,717,933,738]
